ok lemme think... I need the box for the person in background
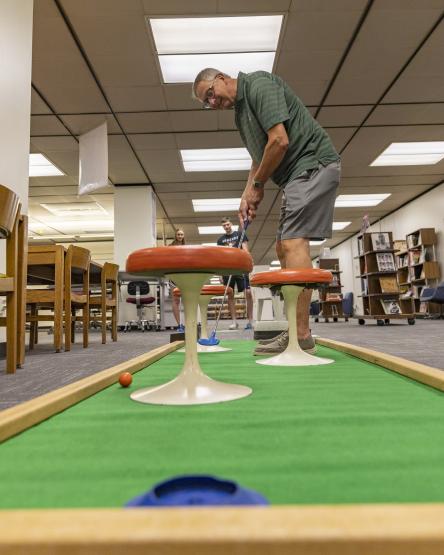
[216,217,254,330]
[192,68,340,355]
[169,228,185,330]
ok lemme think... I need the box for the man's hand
[239,186,264,224]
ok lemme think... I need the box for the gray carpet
[1,318,443,411]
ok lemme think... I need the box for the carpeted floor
[0,318,443,411]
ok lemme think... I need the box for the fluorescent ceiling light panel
[335,194,391,207]
[310,240,326,246]
[181,148,251,172]
[29,153,64,177]
[332,221,351,231]
[371,142,444,166]
[159,52,275,83]
[270,260,280,265]
[202,243,218,246]
[192,198,241,212]
[150,16,283,54]
[40,202,107,218]
[198,225,238,235]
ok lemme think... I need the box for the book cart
[355,232,415,326]
[315,258,347,322]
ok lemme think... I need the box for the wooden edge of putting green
[0,341,184,443]
[1,504,444,554]
[316,337,444,392]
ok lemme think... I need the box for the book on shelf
[380,299,402,315]
[362,277,368,295]
[330,274,340,286]
[407,233,419,248]
[419,302,428,314]
[397,253,409,268]
[376,252,396,272]
[371,232,391,251]
[409,248,422,265]
[400,289,413,300]
[393,240,407,253]
[379,276,399,293]
[325,293,342,302]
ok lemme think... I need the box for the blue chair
[420,282,444,317]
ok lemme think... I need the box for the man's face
[195,75,235,110]
[222,221,232,234]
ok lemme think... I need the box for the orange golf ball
[119,372,132,387]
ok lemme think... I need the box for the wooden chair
[65,245,90,351]
[27,245,90,352]
[89,262,119,344]
[0,184,21,373]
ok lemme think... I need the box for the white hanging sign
[78,121,108,196]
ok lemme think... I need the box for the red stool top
[126,246,253,277]
[173,285,233,297]
[251,268,333,288]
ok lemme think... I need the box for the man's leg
[279,237,312,340]
[227,288,237,322]
[172,294,180,325]
[245,288,253,322]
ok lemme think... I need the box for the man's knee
[281,237,309,256]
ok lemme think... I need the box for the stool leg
[130,273,252,406]
[257,285,333,367]
[177,294,232,353]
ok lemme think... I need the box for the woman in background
[169,229,185,328]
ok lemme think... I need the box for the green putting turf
[1,340,444,508]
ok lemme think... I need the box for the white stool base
[256,348,333,366]
[130,373,252,405]
[178,343,232,353]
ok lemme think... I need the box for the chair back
[65,245,91,294]
[127,281,150,296]
[0,184,20,238]
[102,262,119,287]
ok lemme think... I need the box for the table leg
[54,248,64,352]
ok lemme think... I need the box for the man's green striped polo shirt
[234,71,339,186]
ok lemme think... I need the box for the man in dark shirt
[193,69,341,355]
[216,217,253,330]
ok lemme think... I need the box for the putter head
[198,337,220,346]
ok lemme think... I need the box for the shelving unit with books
[207,294,246,320]
[317,258,347,322]
[394,240,415,315]
[355,232,415,326]
[405,228,440,316]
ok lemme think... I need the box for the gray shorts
[276,160,341,241]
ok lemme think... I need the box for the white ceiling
[29,0,444,264]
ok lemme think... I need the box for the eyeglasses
[202,78,218,109]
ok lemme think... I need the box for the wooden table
[27,245,102,352]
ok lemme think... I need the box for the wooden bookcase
[317,258,347,322]
[355,232,415,326]
[405,228,440,317]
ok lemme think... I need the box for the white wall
[0,0,33,338]
[331,181,444,313]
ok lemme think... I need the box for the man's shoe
[254,332,316,356]
[258,330,288,345]
[228,322,239,330]
[298,335,316,355]
[254,332,289,356]
[244,322,253,330]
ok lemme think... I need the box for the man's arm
[239,123,289,223]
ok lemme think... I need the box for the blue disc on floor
[125,475,269,507]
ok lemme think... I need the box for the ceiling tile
[90,54,160,87]
[317,105,371,127]
[105,86,167,112]
[130,133,177,150]
[30,115,70,136]
[31,89,52,114]
[118,112,173,133]
[170,110,218,132]
[142,0,217,15]
[365,103,444,126]
[60,114,121,135]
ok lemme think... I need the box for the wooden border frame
[1,339,444,554]
[316,337,444,392]
[0,341,183,442]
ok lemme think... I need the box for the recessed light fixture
[149,16,283,83]
[198,225,238,235]
[310,240,326,246]
[332,221,351,231]
[270,260,280,265]
[201,242,218,246]
[40,202,107,218]
[371,142,444,166]
[192,198,242,212]
[29,153,64,177]
[181,148,251,172]
[335,194,391,207]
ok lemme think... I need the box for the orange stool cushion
[251,268,333,287]
[126,246,253,277]
[173,285,233,297]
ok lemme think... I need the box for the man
[193,69,340,355]
[216,217,253,330]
